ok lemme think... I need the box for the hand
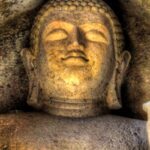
[143,101,150,119]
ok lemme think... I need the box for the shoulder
[0,113,148,150]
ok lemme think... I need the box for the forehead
[41,10,111,30]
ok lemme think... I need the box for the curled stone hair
[31,0,124,63]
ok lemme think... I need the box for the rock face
[148,124,150,148]
[148,113,150,147]
[0,0,44,26]
[0,0,150,120]
[0,0,45,112]
[118,0,150,120]
[0,113,148,150]
[105,0,150,120]
[143,102,150,147]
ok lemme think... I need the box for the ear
[107,51,131,110]
[117,51,131,85]
[21,49,41,109]
[21,48,36,79]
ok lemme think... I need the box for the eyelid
[85,30,108,44]
[46,29,68,42]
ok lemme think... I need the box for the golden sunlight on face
[38,15,114,100]
[41,21,110,86]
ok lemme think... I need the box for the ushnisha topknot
[31,0,124,62]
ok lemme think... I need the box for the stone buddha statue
[22,0,131,118]
[0,0,148,149]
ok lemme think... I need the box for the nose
[67,27,84,51]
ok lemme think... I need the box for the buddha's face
[22,9,131,117]
[35,11,115,102]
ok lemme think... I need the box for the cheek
[86,43,111,79]
[43,41,68,60]
[43,40,68,51]
[87,43,108,65]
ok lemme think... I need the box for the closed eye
[85,30,108,44]
[46,29,68,42]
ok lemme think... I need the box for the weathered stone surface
[116,0,150,120]
[0,0,150,120]
[0,113,148,149]
[104,0,150,120]
[0,0,44,26]
[147,119,150,148]
[148,122,150,148]
[0,0,45,112]
[143,101,150,147]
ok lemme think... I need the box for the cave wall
[0,0,45,111]
[0,0,150,119]
[111,0,150,119]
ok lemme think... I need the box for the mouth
[61,50,89,62]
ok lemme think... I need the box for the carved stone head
[22,0,131,117]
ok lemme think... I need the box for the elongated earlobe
[106,50,131,110]
[106,69,122,110]
[27,78,42,109]
[21,48,41,109]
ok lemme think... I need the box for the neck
[40,98,109,118]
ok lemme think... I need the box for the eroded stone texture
[143,102,150,147]
[21,0,132,118]
[0,0,45,112]
[114,0,150,120]
[0,0,44,26]
[0,113,148,150]
[0,0,150,120]
[148,116,150,147]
